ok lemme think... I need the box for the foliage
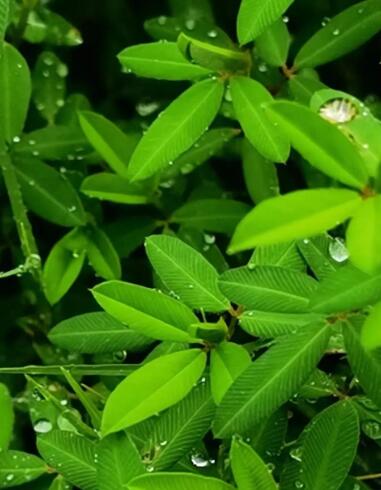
[1,0,381,488]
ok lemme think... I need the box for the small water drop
[333,28,340,36]
[68,205,77,213]
[12,136,21,143]
[185,19,196,30]
[157,15,167,25]
[283,15,289,23]
[294,481,304,489]
[204,233,216,245]
[6,474,14,482]
[207,29,218,38]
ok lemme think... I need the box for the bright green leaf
[129,473,235,490]
[86,226,121,280]
[256,18,291,67]
[145,234,230,312]
[361,301,381,350]
[101,349,207,435]
[0,384,13,452]
[0,451,47,488]
[92,281,198,342]
[81,173,152,204]
[229,189,361,253]
[127,78,224,182]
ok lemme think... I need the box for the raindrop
[185,19,196,30]
[43,56,54,66]
[34,419,53,433]
[68,205,77,213]
[191,452,211,468]
[333,28,340,36]
[32,151,40,157]
[136,101,160,117]
[294,481,304,489]
[12,136,21,143]
[204,233,216,245]
[321,16,331,27]
[283,15,289,23]
[6,474,14,482]
[258,62,268,73]
[157,15,167,25]
[56,99,65,108]
[42,69,50,78]
[28,139,36,146]
[207,29,218,38]
[329,238,349,263]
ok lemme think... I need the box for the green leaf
[240,311,324,338]
[288,74,327,105]
[229,189,361,253]
[12,125,91,161]
[162,127,239,180]
[298,401,359,490]
[118,41,213,80]
[230,437,278,490]
[344,317,381,406]
[148,380,215,471]
[92,281,198,342]
[361,301,381,350]
[43,228,87,305]
[129,473,235,490]
[32,51,67,124]
[294,0,381,69]
[37,431,97,490]
[0,384,13,452]
[237,0,295,45]
[145,234,230,312]
[219,266,317,313]
[310,265,381,314]
[97,433,145,490]
[210,342,251,404]
[14,157,87,227]
[347,195,381,275]
[48,475,72,490]
[242,140,279,204]
[0,451,47,488]
[86,226,121,280]
[81,173,152,205]
[79,111,137,177]
[25,8,82,46]
[265,101,368,189]
[213,323,330,438]
[248,408,288,460]
[256,18,291,67]
[101,349,207,435]
[230,76,290,162]
[248,241,304,272]
[177,33,250,72]
[171,199,250,234]
[48,312,153,354]
[0,0,10,46]
[127,78,224,182]
[0,43,31,146]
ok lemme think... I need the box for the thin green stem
[0,153,41,281]
[356,472,381,481]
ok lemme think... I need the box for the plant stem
[356,472,381,481]
[0,153,41,281]
[13,0,39,46]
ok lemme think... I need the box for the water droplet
[42,69,50,78]
[283,15,289,23]
[146,465,154,472]
[363,143,370,150]
[12,136,21,143]
[28,139,36,146]
[207,29,218,38]
[321,16,331,27]
[6,474,14,482]
[329,238,349,263]
[136,101,160,117]
[32,150,40,157]
[258,62,268,73]
[157,15,167,25]
[333,28,340,36]
[68,205,77,213]
[34,419,53,433]
[204,233,216,245]
[191,452,211,468]
[320,99,357,124]
[290,446,303,462]
[362,420,381,439]
[224,87,232,102]
[56,99,65,108]
[187,284,194,289]
[185,19,196,30]
[266,462,275,472]
[294,481,304,489]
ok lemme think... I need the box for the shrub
[1,0,381,488]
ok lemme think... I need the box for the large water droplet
[329,238,349,263]
[34,419,53,433]
[191,452,211,468]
